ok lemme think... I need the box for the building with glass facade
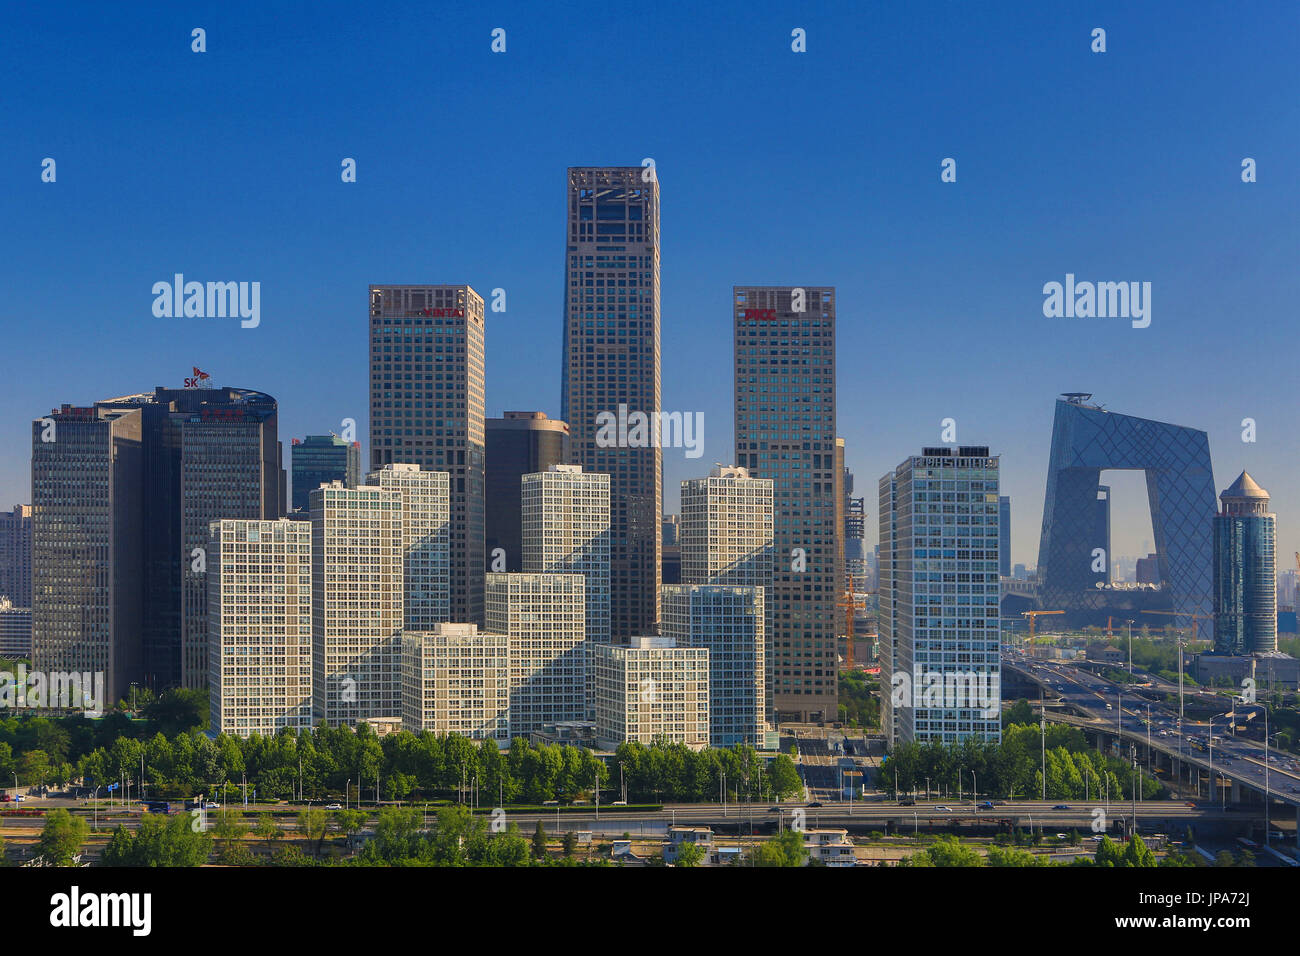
[1213,471,1277,655]
[879,446,1002,746]
[292,434,361,513]
[485,411,569,572]
[30,404,144,704]
[0,504,32,608]
[1036,395,1216,638]
[368,285,485,625]
[661,584,764,747]
[733,286,837,721]
[561,167,661,642]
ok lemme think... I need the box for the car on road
[611,800,627,806]
[768,806,782,813]
[977,801,996,810]
[204,801,220,809]
[1052,804,1071,810]
[807,802,823,808]
[934,806,952,812]
[324,803,343,810]
[899,798,915,806]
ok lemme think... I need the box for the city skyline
[1,3,1294,572]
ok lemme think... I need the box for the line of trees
[880,713,1161,801]
[2,715,803,806]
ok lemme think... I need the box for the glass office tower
[1213,471,1277,654]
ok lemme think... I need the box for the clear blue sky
[1,0,1296,568]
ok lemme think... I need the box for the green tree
[531,821,548,860]
[562,830,578,857]
[102,814,211,866]
[38,808,88,865]
[752,829,807,867]
[212,809,247,858]
[767,754,803,799]
[255,812,284,842]
[674,840,704,867]
[297,808,328,857]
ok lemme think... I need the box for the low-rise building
[591,637,709,749]
[401,623,509,742]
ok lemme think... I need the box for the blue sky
[1,0,1296,568]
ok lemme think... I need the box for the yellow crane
[837,574,869,669]
[1140,609,1210,644]
[1021,610,1064,639]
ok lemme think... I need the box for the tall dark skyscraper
[1213,471,1277,655]
[369,285,486,624]
[733,286,838,722]
[291,434,361,512]
[31,404,144,704]
[94,386,283,689]
[485,411,569,573]
[561,167,661,641]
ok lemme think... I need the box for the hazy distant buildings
[1213,471,1277,655]
[0,599,31,658]
[310,483,403,726]
[998,496,1011,577]
[401,623,509,742]
[207,519,313,737]
[292,435,360,512]
[521,465,610,645]
[31,404,143,704]
[1135,553,1160,585]
[367,464,450,629]
[369,285,485,625]
[0,505,32,608]
[485,412,569,573]
[561,167,662,641]
[661,516,681,585]
[733,286,838,721]
[485,572,586,737]
[591,637,710,748]
[662,585,764,747]
[879,446,1002,746]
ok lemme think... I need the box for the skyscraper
[310,482,403,726]
[1037,395,1215,636]
[485,412,569,572]
[1213,471,1277,655]
[661,585,764,747]
[292,435,361,513]
[485,572,585,737]
[369,285,485,624]
[31,404,144,704]
[879,446,1002,745]
[0,504,32,608]
[733,286,838,721]
[207,518,313,737]
[521,464,610,646]
[561,167,661,641]
[94,385,282,690]
[366,463,450,630]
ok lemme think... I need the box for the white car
[325,803,343,811]
[204,801,220,809]
[934,806,952,812]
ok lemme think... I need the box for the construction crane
[1140,609,1210,644]
[837,574,868,669]
[1021,610,1064,639]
